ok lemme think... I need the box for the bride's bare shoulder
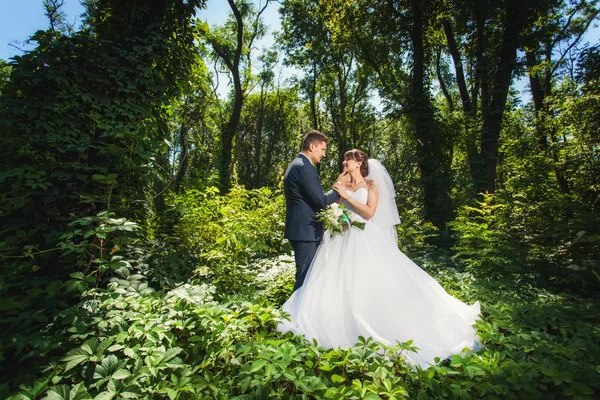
[367,179,378,192]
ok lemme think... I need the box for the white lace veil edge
[366,159,401,241]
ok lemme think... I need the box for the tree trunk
[173,119,189,193]
[477,2,521,194]
[310,61,319,130]
[436,47,454,112]
[219,0,245,194]
[442,19,470,114]
[153,152,166,213]
[337,67,348,168]
[443,17,479,185]
[410,0,453,230]
[254,83,266,188]
[526,49,570,194]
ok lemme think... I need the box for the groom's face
[310,141,327,164]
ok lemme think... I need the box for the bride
[278,149,481,369]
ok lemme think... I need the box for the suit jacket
[284,154,339,242]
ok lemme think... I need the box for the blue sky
[0,0,597,102]
[1,1,596,61]
[0,0,284,99]
[0,0,281,61]
[0,0,85,60]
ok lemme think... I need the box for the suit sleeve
[299,164,340,211]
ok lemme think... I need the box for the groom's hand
[333,181,349,199]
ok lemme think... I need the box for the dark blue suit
[284,154,339,291]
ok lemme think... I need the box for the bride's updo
[344,149,369,177]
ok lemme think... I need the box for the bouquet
[317,203,366,237]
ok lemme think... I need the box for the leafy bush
[0,0,202,273]
[251,254,296,305]
[449,193,523,277]
[5,257,600,399]
[450,189,600,293]
[0,211,149,392]
[152,186,290,292]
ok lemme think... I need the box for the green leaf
[0,168,25,181]
[94,355,120,379]
[61,349,89,372]
[44,385,69,400]
[123,348,136,358]
[159,347,183,364]
[250,359,268,373]
[112,369,131,380]
[93,392,116,400]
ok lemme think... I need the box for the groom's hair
[302,130,330,151]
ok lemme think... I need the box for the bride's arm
[333,182,379,220]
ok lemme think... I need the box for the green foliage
[175,185,287,262]
[450,193,523,276]
[0,59,10,95]
[0,211,148,393]
[2,0,600,399]
[251,254,296,305]
[4,252,600,399]
[447,100,600,288]
[234,87,301,189]
[0,0,205,275]
[451,190,600,291]
[2,178,600,399]
[145,186,290,292]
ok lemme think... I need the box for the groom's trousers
[291,240,320,291]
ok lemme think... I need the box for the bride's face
[343,158,361,173]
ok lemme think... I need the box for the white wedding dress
[278,187,481,369]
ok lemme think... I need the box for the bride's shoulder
[366,179,378,193]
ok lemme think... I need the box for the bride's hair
[344,149,369,177]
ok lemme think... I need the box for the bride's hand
[336,171,349,185]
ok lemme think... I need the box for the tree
[280,0,380,169]
[0,0,206,272]
[318,0,455,230]
[235,86,302,189]
[43,0,74,35]
[204,0,273,194]
[0,60,11,95]
[521,0,599,194]
[435,0,592,194]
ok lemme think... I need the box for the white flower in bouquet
[330,203,344,217]
[317,203,366,237]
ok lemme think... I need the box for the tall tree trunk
[310,61,319,130]
[219,0,245,194]
[264,91,285,184]
[254,83,266,188]
[442,19,470,114]
[153,152,166,213]
[526,50,548,146]
[526,49,570,194]
[477,1,521,193]
[436,47,454,112]
[173,119,189,193]
[473,4,489,115]
[220,74,243,194]
[410,0,453,230]
[337,67,348,168]
[443,18,479,182]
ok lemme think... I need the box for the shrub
[156,185,290,292]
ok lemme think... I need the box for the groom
[284,130,343,291]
